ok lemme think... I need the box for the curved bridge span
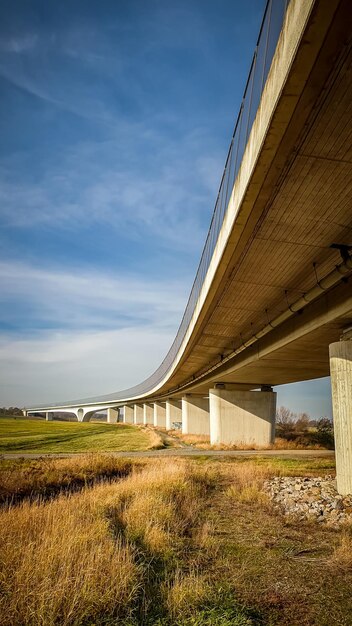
[27,0,352,494]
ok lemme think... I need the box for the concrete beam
[154,402,166,428]
[123,405,134,424]
[209,388,276,446]
[134,404,144,425]
[143,403,154,425]
[166,399,182,430]
[107,408,119,423]
[182,395,209,435]
[330,337,352,495]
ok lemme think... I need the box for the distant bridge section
[27,0,352,493]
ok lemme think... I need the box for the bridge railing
[102,0,290,402]
[39,0,291,407]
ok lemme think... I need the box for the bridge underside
[183,280,351,395]
[26,0,352,494]
[166,1,352,395]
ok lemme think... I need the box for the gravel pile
[264,476,352,525]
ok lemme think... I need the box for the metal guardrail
[108,0,291,400]
[37,0,291,408]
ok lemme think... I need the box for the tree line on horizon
[0,407,23,416]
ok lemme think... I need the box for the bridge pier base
[209,388,276,446]
[154,402,166,428]
[182,395,209,436]
[46,412,53,421]
[123,405,134,424]
[134,404,144,424]
[143,403,154,425]
[166,399,182,430]
[330,336,352,495]
[107,408,119,423]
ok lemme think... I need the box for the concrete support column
[123,405,134,424]
[166,399,182,430]
[153,402,166,428]
[209,388,276,446]
[107,408,119,423]
[182,395,209,435]
[143,403,154,425]
[134,404,144,425]
[330,337,352,495]
[46,412,53,421]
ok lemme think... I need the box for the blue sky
[0,0,332,417]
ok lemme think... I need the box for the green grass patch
[224,454,336,475]
[0,418,151,453]
[193,454,335,475]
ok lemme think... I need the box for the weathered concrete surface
[134,404,144,425]
[330,339,352,494]
[143,403,154,425]
[107,408,118,423]
[209,389,276,446]
[182,395,209,435]
[123,405,134,424]
[154,402,166,428]
[166,399,182,430]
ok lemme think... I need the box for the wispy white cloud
[0,260,188,331]
[0,34,38,53]
[0,326,174,406]
[0,259,189,405]
[0,128,221,253]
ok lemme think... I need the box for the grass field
[0,418,154,453]
[1,454,351,625]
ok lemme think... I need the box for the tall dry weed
[329,533,352,570]
[0,454,134,503]
[0,494,141,626]
[163,570,210,619]
[100,459,210,558]
[226,462,273,504]
[0,458,213,625]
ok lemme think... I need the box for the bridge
[26,0,352,494]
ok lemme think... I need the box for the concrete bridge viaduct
[26,0,352,494]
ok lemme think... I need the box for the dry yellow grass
[0,459,212,625]
[225,461,273,504]
[167,430,328,450]
[139,425,165,449]
[1,455,350,626]
[0,493,141,626]
[0,454,135,504]
[100,459,211,558]
[163,570,210,619]
[329,533,352,570]
[167,430,210,446]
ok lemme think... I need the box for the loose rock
[263,476,352,526]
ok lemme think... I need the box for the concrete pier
[330,335,352,495]
[166,399,182,430]
[143,403,154,425]
[182,395,209,435]
[45,412,53,421]
[209,388,276,446]
[154,402,166,428]
[107,408,119,423]
[134,404,144,424]
[123,405,134,424]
